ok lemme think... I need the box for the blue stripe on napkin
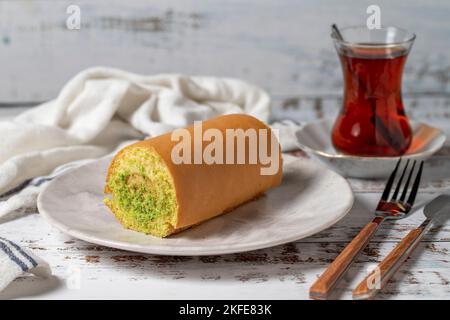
[31,177,54,187]
[0,237,37,268]
[0,239,28,272]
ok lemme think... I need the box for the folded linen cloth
[0,237,51,292]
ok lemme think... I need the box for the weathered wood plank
[0,0,449,101]
[272,94,450,125]
[1,211,450,299]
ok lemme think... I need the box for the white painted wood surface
[0,0,449,102]
[1,0,450,300]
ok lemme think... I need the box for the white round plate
[38,155,354,256]
[296,119,446,179]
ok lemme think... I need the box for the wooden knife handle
[352,225,426,300]
[309,216,384,300]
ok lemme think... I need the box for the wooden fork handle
[352,222,428,300]
[309,216,384,300]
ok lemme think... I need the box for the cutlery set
[310,159,450,300]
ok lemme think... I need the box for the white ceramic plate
[38,155,354,256]
[296,119,446,179]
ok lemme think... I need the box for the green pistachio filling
[104,148,177,237]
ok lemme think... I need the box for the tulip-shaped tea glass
[331,26,416,156]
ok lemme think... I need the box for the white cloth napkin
[0,237,51,292]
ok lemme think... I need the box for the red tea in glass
[331,27,416,157]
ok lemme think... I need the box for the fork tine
[399,161,416,202]
[380,158,401,201]
[406,161,424,206]
[391,159,410,200]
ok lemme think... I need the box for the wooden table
[1,93,450,300]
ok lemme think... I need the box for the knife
[352,194,450,300]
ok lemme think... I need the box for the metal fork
[309,159,424,300]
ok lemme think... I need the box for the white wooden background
[0,0,449,103]
[0,0,450,300]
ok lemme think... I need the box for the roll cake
[104,114,282,237]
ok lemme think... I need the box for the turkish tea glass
[331,26,416,156]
